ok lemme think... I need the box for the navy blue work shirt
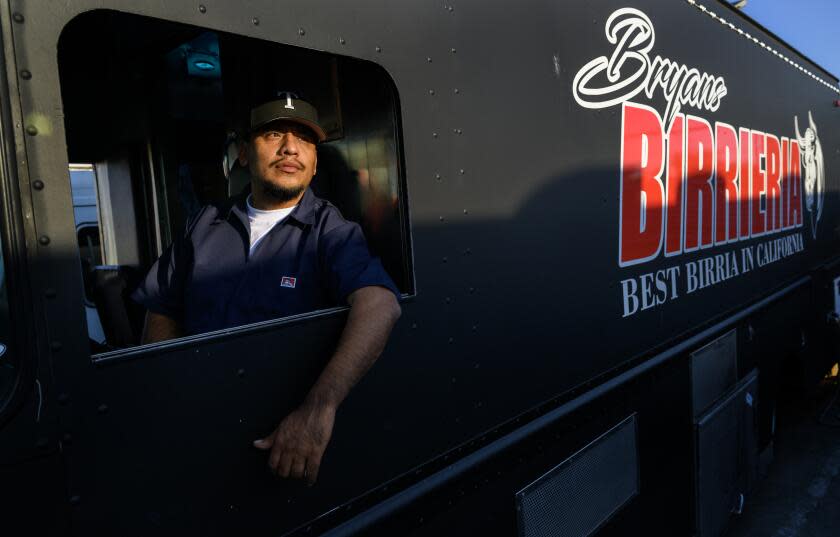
[132,188,399,335]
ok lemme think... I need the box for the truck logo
[572,7,827,318]
[572,7,728,131]
[794,111,824,238]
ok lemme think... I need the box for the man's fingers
[305,456,322,485]
[290,456,306,480]
[258,409,334,482]
[268,442,283,473]
[253,436,273,450]
[277,451,294,478]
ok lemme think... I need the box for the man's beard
[258,179,305,203]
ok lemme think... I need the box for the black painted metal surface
[0,0,838,535]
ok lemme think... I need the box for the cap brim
[250,116,327,142]
[249,98,328,142]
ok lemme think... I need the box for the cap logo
[278,91,296,110]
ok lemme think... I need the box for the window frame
[51,9,416,364]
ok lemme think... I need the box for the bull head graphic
[795,111,825,239]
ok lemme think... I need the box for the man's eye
[266,131,282,138]
[292,129,316,144]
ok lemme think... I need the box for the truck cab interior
[57,10,411,354]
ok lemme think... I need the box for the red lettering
[790,143,802,226]
[665,114,684,255]
[619,103,665,266]
[715,123,738,243]
[685,116,714,250]
[765,135,781,232]
[738,128,751,239]
[751,131,766,236]
[780,138,789,229]
[614,112,802,267]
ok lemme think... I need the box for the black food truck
[1,1,839,536]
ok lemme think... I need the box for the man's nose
[278,133,299,155]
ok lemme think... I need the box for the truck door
[8,4,412,535]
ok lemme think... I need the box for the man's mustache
[270,158,304,170]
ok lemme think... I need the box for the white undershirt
[246,195,296,253]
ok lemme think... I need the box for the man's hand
[253,400,336,485]
[255,285,400,484]
[141,311,183,344]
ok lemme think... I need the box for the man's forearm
[254,286,400,483]
[305,286,401,410]
[141,311,183,344]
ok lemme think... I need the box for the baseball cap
[249,92,327,142]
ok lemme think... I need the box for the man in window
[132,95,401,484]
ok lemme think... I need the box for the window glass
[69,164,107,347]
[58,11,412,354]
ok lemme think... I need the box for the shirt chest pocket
[248,251,328,319]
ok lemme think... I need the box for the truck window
[58,10,412,355]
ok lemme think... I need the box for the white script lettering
[572,8,728,130]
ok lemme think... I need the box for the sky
[739,0,840,81]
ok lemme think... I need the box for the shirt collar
[288,187,316,226]
[225,188,250,229]
[223,184,316,227]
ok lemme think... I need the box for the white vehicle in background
[69,163,106,346]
